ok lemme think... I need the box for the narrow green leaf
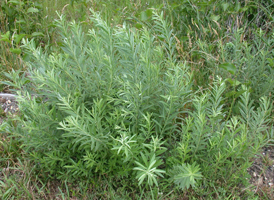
[222,3,229,11]
[219,63,237,75]
[10,48,21,54]
[14,34,26,45]
[267,58,274,67]
[31,32,45,37]
[135,23,142,29]
[227,78,241,86]
[15,20,26,24]
[8,0,24,6]
[140,9,153,21]
[0,31,11,43]
[27,7,39,13]
[210,15,220,21]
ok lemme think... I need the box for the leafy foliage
[1,5,274,198]
[167,0,274,104]
[169,162,202,190]
[7,10,191,187]
[134,153,165,187]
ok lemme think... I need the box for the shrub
[5,10,273,196]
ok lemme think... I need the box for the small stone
[7,100,11,104]
[257,177,263,186]
[2,167,9,176]
[253,172,257,177]
[0,98,6,103]
[269,183,273,186]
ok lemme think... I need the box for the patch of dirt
[247,146,274,198]
[0,95,19,124]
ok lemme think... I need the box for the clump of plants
[4,10,273,197]
[0,0,93,91]
[167,0,274,105]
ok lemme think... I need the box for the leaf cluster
[4,10,273,196]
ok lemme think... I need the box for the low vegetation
[1,0,274,199]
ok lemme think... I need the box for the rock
[0,97,6,103]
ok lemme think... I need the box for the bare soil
[247,146,274,198]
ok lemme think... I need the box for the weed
[1,0,274,199]
[2,11,272,198]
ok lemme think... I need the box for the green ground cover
[1,0,274,199]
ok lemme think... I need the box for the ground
[248,145,274,198]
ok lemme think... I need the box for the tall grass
[167,0,274,104]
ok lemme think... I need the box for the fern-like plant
[3,9,273,196]
[169,162,202,190]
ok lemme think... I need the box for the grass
[1,0,274,199]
